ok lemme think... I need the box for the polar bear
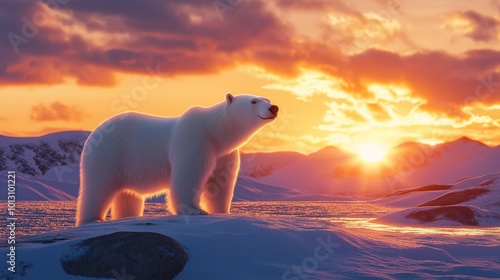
[75,93,278,226]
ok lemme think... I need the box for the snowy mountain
[0,132,345,202]
[258,137,500,197]
[234,177,346,201]
[239,151,305,178]
[1,132,499,201]
[0,171,78,201]
[0,131,89,177]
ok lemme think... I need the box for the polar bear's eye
[251,100,257,104]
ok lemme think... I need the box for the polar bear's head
[225,93,279,133]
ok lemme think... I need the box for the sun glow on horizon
[355,142,387,163]
[418,139,443,146]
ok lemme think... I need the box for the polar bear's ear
[226,93,234,105]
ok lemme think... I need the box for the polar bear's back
[81,112,176,186]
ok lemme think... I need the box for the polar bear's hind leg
[76,177,116,226]
[111,191,145,220]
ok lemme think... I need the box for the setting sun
[355,142,387,163]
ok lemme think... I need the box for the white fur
[76,94,277,226]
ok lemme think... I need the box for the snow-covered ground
[2,213,499,279]
[1,171,499,279]
[375,171,500,227]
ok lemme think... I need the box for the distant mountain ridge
[1,132,499,200]
[0,131,338,201]
[256,136,500,197]
[0,131,90,176]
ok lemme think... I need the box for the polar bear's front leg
[202,150,240,214]
[168,151,215,215]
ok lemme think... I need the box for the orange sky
[1,0,499,153]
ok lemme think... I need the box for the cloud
[263,47,499,123]
[0,0,294,85]
[366,103,392,121]
[257,47,499,143]
[30,102,88,122]
[0,127,89,137]
[491,0,500,15]
[1,0,498,119]
[344,49,500,115]
[444,10,499,42]
[0,1,118,86]
[0,0,352,86]
[273,0,360,15]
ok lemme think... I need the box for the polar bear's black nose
[269,105,279,116]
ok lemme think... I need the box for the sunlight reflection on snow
[1,201,499,238]
[331,217,500,236]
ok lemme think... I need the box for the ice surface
[1,214,499,279]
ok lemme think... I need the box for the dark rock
[418,188,490,207]
[385,184,452,198]
[60,231,189,280]
[406,206,479,226]
[477,178,496,187]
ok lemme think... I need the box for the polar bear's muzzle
[259,105,279,120]
[269,105,279,117]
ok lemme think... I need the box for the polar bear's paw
[190,209,208,215]
[178,205,209,216]
[76,219,106,227]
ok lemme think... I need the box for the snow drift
[375,171,500,226]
